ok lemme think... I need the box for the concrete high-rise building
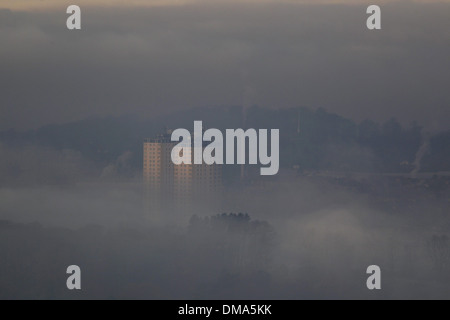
[143,131,222,215]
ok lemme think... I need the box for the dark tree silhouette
[188,213,276,270]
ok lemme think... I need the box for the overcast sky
[3,0,450,10]
[0,1,449,131]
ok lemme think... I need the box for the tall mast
[241,105,246,182]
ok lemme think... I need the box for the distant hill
[0,106,448,176]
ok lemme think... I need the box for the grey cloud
[0,3,449,131]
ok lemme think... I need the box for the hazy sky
[0,1,449,131]
[2,0,450,10]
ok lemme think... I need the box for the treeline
[0,106,448,176]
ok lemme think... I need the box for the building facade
[143,132,222,216]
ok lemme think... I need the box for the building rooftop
[144,131,173,143]
[144,129,212,147]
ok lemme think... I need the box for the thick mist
[1,0,450,299]
[0,145,449,299]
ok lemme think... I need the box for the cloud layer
[0,2,449,131]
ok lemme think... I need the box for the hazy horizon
[1,0,450,300]
[0,2,449,131]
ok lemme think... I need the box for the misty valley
[0,106,449,299]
